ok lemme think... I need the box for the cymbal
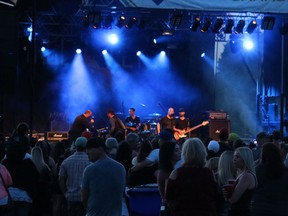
[148,113,162,117]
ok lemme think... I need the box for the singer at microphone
[157,107,175,135]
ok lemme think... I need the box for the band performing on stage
[68,107,210,141]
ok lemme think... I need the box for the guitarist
[124,108,141,134]
[106,109,126,138]
[174,108,190,139]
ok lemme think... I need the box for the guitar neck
[184,124,204,134]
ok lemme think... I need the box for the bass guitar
[174,121,209,141]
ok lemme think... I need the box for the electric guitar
[174,121,209,140]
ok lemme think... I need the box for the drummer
[124,108,141,134]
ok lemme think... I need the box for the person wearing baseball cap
[59,137,91,216]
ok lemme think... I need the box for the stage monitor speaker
[209,120,231,140]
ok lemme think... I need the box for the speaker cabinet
[209,120,231,140]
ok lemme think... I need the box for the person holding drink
[222,147,257,216]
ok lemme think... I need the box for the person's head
[115,141,133,172]
[129,108,135,116]
[218,150,236,185]
[107,109,115,118]
[137,139,153,163]
[181,138,207,167]
[105,137,118,154]
[126,132,140,151]
[81,131,93,140]
[233,139,246,150]
[167,107,174,117]
[35,140,51,162]
[159,141,181,173]
[6,136,28,161]
[207,140,220,153]
[86,137,106,162]
[74,137,87,152]
[219,128,229,142]
[233,147,255,174]
[84,109,92,118]
[206,157,219,173]
[31,146,48,172]
[178,108,185,117]
[261,142,285,179]
[13,122,30,136]
[256,131,271,146]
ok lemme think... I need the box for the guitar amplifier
[209,120,231,140]
[209,111,227,120]
[47,131,69,141]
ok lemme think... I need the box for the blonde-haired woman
[225,147,257,216]
[31,146,53,216]
[217,151,236,216]
[165,138,217,216]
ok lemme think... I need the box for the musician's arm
[157,123,161,134]
[108,118,115,135]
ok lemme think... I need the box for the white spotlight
[160,51,166,56]
[108,34,119,45]
[76,49,82,54]
[136,51,142,56]
[201,52,206,58]
[153,38,157,44]
[102,50,108,55]
[41,47,46,52]
[243,40,254,50]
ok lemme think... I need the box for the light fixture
[103,15,113,29]
[125,17,137,29]
[169,13,182,29]
[201,18,212,32]
[234,19,245,34]
[246,20,257,34]
[162,29,174,36]
[212,18,224,33]
[92,12,102,29]
[116,16,126,28]
[83,14,90,28]
[224,19,234,34]
[261,16,275,30]
[190,16,200,32]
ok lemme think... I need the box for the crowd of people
[0,109,288,216]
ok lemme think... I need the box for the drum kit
[140,112,162,136]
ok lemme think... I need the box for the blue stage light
[108,34,119,45]
[41,47,46,52]
[160,51,166,56]
[243,40,254,50]
[102,50,108,55]
[136,51,142,56]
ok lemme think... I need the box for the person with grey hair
[105,137,118,159]
[165,138,217,216]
